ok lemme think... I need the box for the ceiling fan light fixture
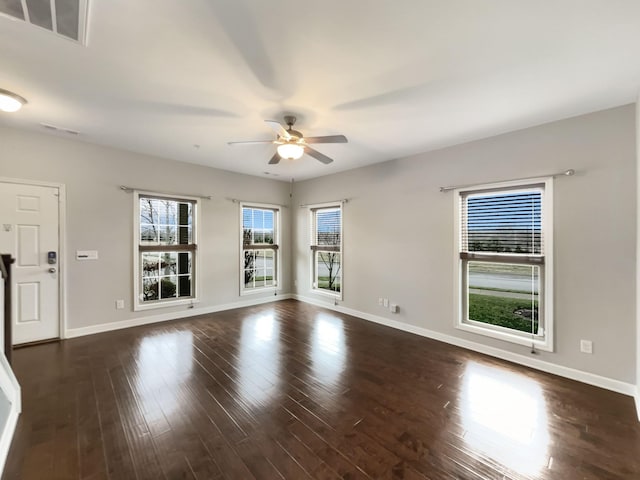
[277,142,304,160]
[0,88,27,113]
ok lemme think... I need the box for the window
[456,179,553,351]
[310,204,342,296]
[134,193,198,310]
[241,204,279,293]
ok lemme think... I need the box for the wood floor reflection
[4,299,640,479]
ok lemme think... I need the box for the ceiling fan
[228,115,348,165]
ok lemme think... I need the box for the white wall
[0,126,291,333]
[293,105,637,385]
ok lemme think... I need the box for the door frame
[0,177,67,342]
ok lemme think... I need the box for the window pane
[263,210,274,244]
[178,202,191,226]
[178,226,191,245]
[158,225,177,245]
[142,253,160,277]
[160,252,177,275]
[178,275,191,297]
[142,278,158,301]
[178,252,191,275]
[316,208,341,245]
[244,250,256,288]
[140,224,158,244]
[242,207,276,245]
[464,190,542,254]
[244,269,255,288]
[140,199,155,224]
[157,200,175,224]
[467,262,540,335]
[264,269,274,286]
[316,251,341,293]
[254,209,264,230]
[264,250,274,270]
[160,276,177,299]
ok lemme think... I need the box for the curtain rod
[119,186,212,200]
[439,169,575,193]
[225,197,289,208]
[299,198,350,208]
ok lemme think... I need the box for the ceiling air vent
[0,0,89,44]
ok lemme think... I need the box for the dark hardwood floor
[3,299,640,479]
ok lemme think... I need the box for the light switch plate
[76,250,98,260]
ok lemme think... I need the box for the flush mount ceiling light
[0,89,27,113]
[276,142,305,160]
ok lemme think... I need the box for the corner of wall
[636,96,640,421]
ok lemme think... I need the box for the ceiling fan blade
[304,135,348,144]
[228,140,274,145]
[265,120,291,140]
[268,152,281,164]
[305,147,333,165]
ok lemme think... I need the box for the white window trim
[133,190,201,311]
[453,177,554,352]
[239,202,281,296]
[309,201,344,300]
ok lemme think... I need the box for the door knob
[48,267,56,273]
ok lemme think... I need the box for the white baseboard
[0,354,21,475]
[65,294,293,339]
[294,294,636,397]
[635,388,640,422]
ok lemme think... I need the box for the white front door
[0,182,60,344]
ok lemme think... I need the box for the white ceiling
[1,0,640,181]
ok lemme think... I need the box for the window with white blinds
[240,204,279,294]
[310,205,342,296]
[456,180,553,351]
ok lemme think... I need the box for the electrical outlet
[580,339,593,354]
[383,298,389,308]
[378,297,383,306]
[115,299,124,310]
[390,304,399,313]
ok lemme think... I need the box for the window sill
[134,298,199,312]
[240,286,280,297]
[455,321,553,352]
[310,288,342,300]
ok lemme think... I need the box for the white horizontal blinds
[461,185,544,260]
[311,207,341,251]
[242,207,276,247]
